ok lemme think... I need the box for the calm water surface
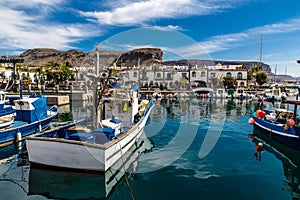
[0,98,299,200]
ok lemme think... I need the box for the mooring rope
[117,137,135,200]
[0,141,26,180]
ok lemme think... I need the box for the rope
[0,178,27,193]
[117,137,135,200]
[0,141,26,179]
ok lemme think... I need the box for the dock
[46,95,70,106]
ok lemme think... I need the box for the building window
[133,71,138,77]
[166,73,172,80]
[240,82,245,87]
[210,72,216,78]
[226,72,232,77]
[237,72,242,80]
[192,71,196,77]
[156,73,161,78]
[201,71,205,77]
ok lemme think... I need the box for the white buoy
[16,132,21,142]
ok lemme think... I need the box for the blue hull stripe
[254,121,299,139]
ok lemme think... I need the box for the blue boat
[0,91,15,117]
[249,100,300,151]
[0,95,58,147]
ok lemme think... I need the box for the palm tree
[140,66,149,80]
[152,64,161,79]
[179,77,188,90]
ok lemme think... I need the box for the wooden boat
[26,87,154,172]
[248,100,300,150]
[0,95,58,147]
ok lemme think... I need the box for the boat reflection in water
[27,132,153,199]
[249,130,300,200]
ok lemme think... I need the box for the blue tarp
[131,85,139,91]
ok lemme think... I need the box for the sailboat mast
[258,35,262,66]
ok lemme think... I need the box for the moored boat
[0,91,15,117]
[248,100,300,150]
[26,88,154,172]
[0,95,58,147]
[27,131,153,199]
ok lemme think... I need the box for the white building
[123,63,248,90]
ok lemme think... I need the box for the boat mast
[259,35,262,64]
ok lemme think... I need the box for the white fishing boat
[28,131,153,199]
[26,85,154,171]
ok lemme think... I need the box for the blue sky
[1,0,300,76]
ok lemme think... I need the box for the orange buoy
[287,119,295,127]
[256,110,261,118]
[258,111,266,119]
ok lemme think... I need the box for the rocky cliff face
[19,48,122,67]
[15,48,163,68]
[112,48,163,67]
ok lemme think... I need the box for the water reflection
[249,131,300,200]
[27,132,153,200]
[2,97,299,199]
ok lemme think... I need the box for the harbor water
[0,98,299,200]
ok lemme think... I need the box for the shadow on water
[249,130,300,200]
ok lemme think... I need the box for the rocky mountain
[18,48,122,68]
[10,48,163,68]
[112,48,163,67]
[2,48,273,77]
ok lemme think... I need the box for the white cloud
[150,25,183,31]
[0,2,100,55]
[79,0,240,26]
[0,0,64,8]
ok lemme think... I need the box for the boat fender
[248,117,255,124]
[256,110,266,119]
[15,131,21,142]
[287,119,295,127]
[39,123,42,132]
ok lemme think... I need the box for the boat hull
[26,103,154,172]
[0,108,58,147]
[253,117,300,151]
